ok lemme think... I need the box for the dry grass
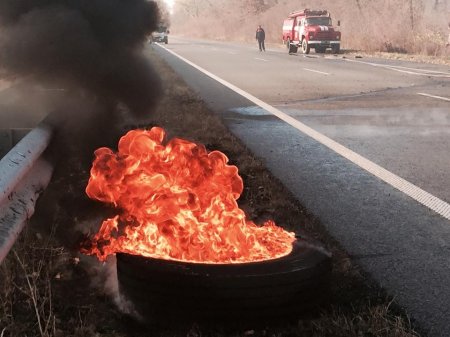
[0,48,422,337]
[0,228,66,336]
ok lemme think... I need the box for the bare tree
[170,0,446,56]
[241,0,268,15]
[174,0,212,18]
[433,0,448,10]
[409,0,415,30]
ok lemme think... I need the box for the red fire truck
[282,9,341,54]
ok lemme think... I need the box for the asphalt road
[150,37,450,336]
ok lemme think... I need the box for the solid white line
[382,64,449,75]
[417,93,450,102]
[255,58,268,62]
[156,43,450,221]
[344,58,450,78]
[303,68,330,75]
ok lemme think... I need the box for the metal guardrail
[0,123,54,263]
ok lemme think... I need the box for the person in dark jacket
[255,25,265,51]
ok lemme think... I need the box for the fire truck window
[306,17,332,26]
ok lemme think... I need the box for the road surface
[150,37,450,337]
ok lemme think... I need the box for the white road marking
[255,58,268,62]
[391,65,449,74]
[157,43,450,221]
[303,68,330,75]
[344,58,450,78]
[417,93,450,102]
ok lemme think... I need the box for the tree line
[167,0,449,55]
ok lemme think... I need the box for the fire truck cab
[282,9,341,54]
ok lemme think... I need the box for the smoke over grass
[0,0,162,117]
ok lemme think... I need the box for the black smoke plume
[0,0,162,116]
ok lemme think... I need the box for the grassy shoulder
[0,48,422,337]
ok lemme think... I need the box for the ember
[83,127,295,263]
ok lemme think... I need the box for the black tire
[302,39,310,54]
[164,37,168,44]
[286,38,291,50]
[332,45,340,54]
[117,240,331,323]
[288,41,298,54]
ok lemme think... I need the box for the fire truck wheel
[332,45,340,54]
[117,239,331,323]
[286,38,291,51]
[302,40,310,54]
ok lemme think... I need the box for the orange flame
[83,127,295,263]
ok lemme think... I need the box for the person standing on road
[256,25,266,52]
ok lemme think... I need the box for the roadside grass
[0,227,66,336]
[0,47,421,337]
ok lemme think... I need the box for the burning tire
[117,239,331,323]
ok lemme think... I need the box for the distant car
[152,26,169,44]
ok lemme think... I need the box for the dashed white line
[255,57,268,62]
[157,43,450,221]
[303,68,330,75]
[417,93,450,102]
